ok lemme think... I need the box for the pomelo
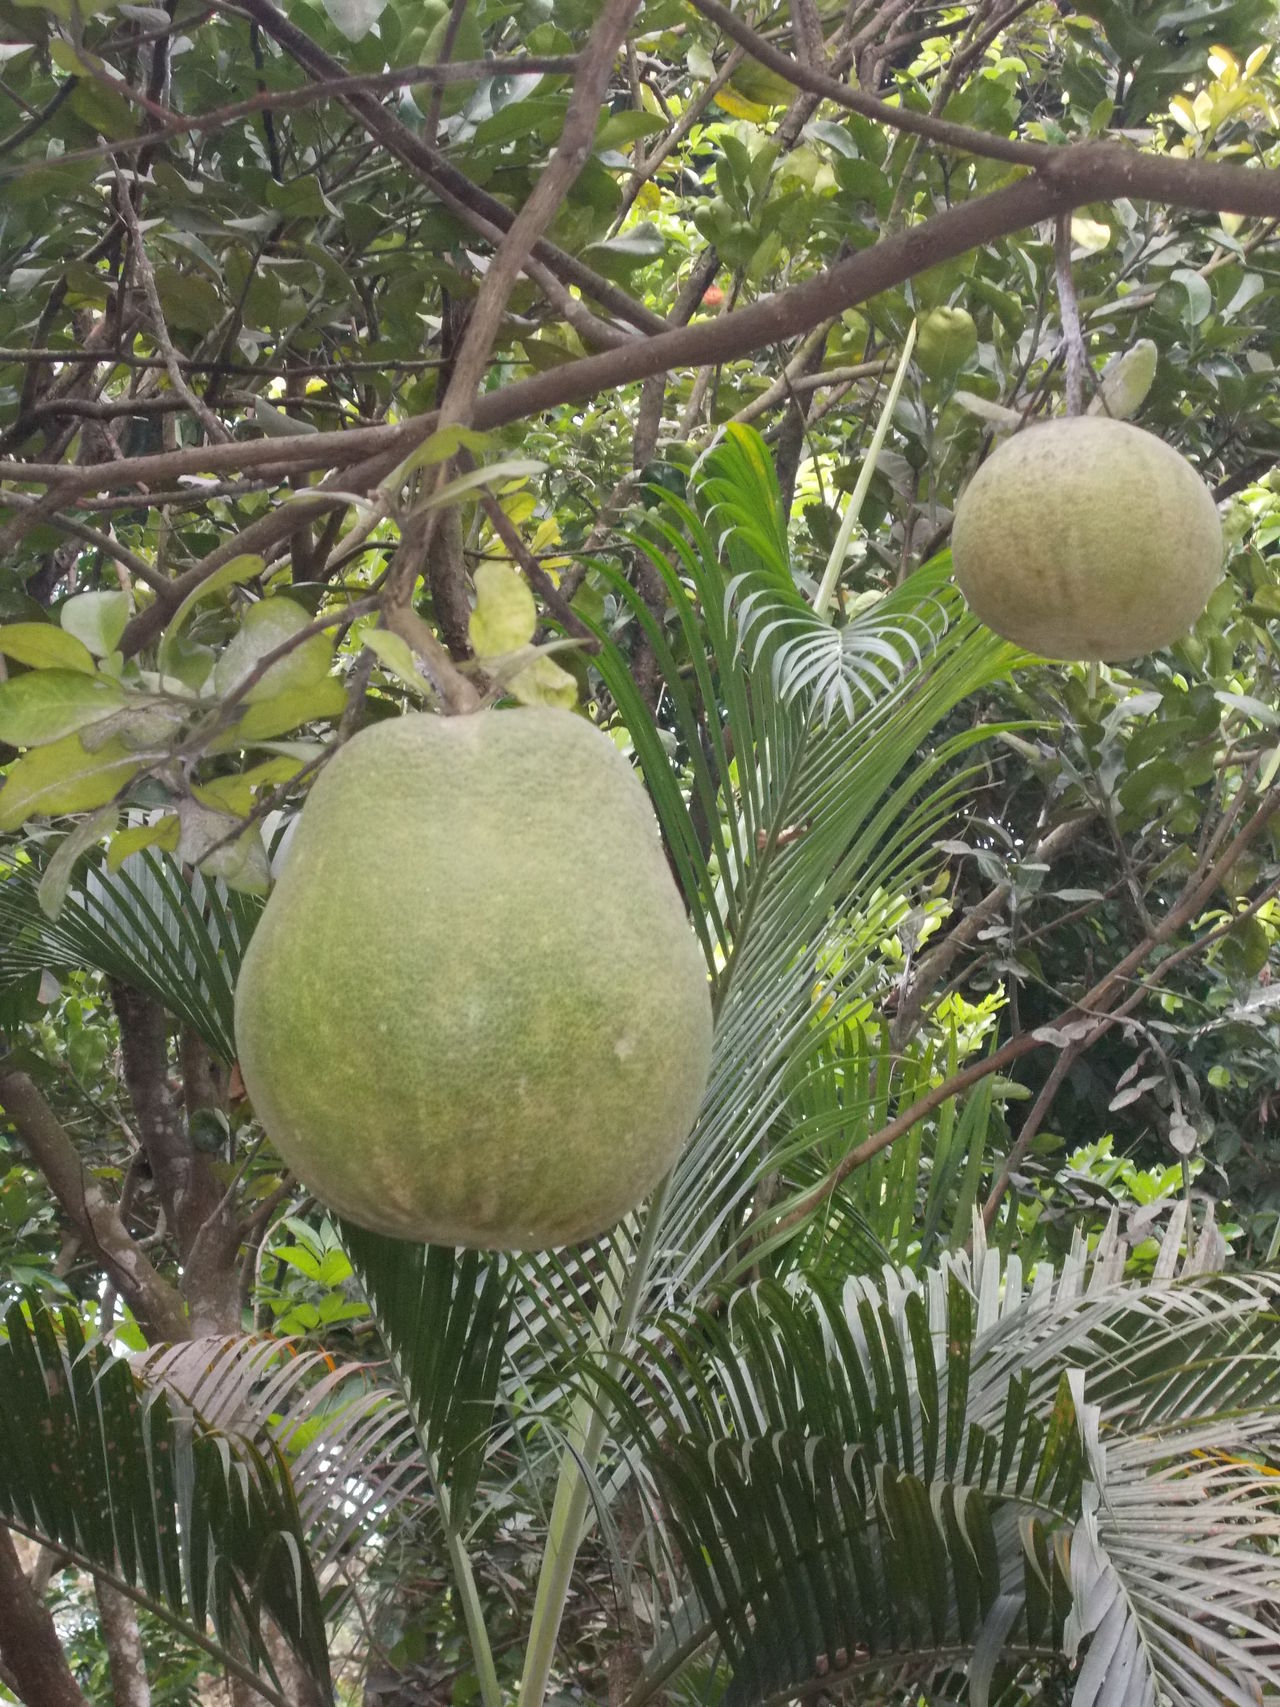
[950,417,1222,661]
[233,708,713,1249]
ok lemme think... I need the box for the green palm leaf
[339,1226,514,1526]
[588,432,1016,1294]
[139,1329,432,1567]
[0,847,256,1059]
[0,1296,330,1700]
[603,1219,1280,1707]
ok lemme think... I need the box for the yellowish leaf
[469,563,536,660]
[0,733,147,831]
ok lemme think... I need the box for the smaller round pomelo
[916,307,977,381]
[233,708,714,1250]
[950,417,1222,661]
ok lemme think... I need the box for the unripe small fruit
[916,307,977,380]
[234,709,713,1250]
[951,417,1223,661]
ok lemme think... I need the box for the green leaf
[509,653,579,710]
[0,669,128,747]
[0,624,97,675]
[341,1230,514,1525]
[106,816,181,871]
[212,598,333,705]
[0,1296,331,1692]
[414,459,547,511]
[37,805,118,920]
[364,629,432,698]
[176,803,270,895]
[59,590,131,658]
[318,0,382,42]
[159,554,266,671]
[411,424,497,470]
[251,399,319,438]
[0,733,148,831]
[469,563,536,658]
[226,676,347,744]
[1087,339,1158,421]
[594,109,665,151]
[0,848,253,1058]
[583,223,668,275]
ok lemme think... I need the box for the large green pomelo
[951,417,1222,661]
[234,709,714,1249]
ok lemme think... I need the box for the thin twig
[113,164,230,445]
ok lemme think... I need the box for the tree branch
[0,1522,90,1707]
[12,133,1271,524]
[765,782,1280,1237]
[96,1576,152,1707]
[213,0,665,339]
[437,0,641,424]
[0,1068,189,1340]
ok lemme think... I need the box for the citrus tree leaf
[59,590,130,657]
[0,733,149,831]
[107,816,181,871]
[509,654,579,709]
[0,623,97,674]
[469,563,536,658]
[158,554,266,672]
[223,676,347,744]
[212,598,333,705]
[364,629,432,698]
[0,669,128,746]
[37,804,118,919]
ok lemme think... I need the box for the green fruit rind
[233,708,713,1250]
[950,417,1223,662]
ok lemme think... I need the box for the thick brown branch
[0,1523,91,1707]
[0,1069,188,1339]
[96,1577,152,1707]
[16,137,1275,522]
[111,987,241,1332]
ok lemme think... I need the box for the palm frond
[139,1330,430,1567]
[585,435,1016,1300]
[339,1226,514,1526]
[0,1296,330,1698]
[0,848,256,1059]
[602,1218,1280,1707]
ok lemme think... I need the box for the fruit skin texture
[950,417,1223,661]
[233,709,713,1250]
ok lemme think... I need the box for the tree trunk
[0,1521,91,1707]
[96,1577,152,1707]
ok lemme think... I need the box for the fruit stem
[812,320,917,622]
[517,1180,670,1707]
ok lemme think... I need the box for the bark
[96,1577,152,1707]
[0,1068,188,1341]
[426,502,474,661]
[180,1025,228,1122]
[112,986,219,1254]
[772,325,831,516]
[112,988,242,1333]
[0,1521,91,1707]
